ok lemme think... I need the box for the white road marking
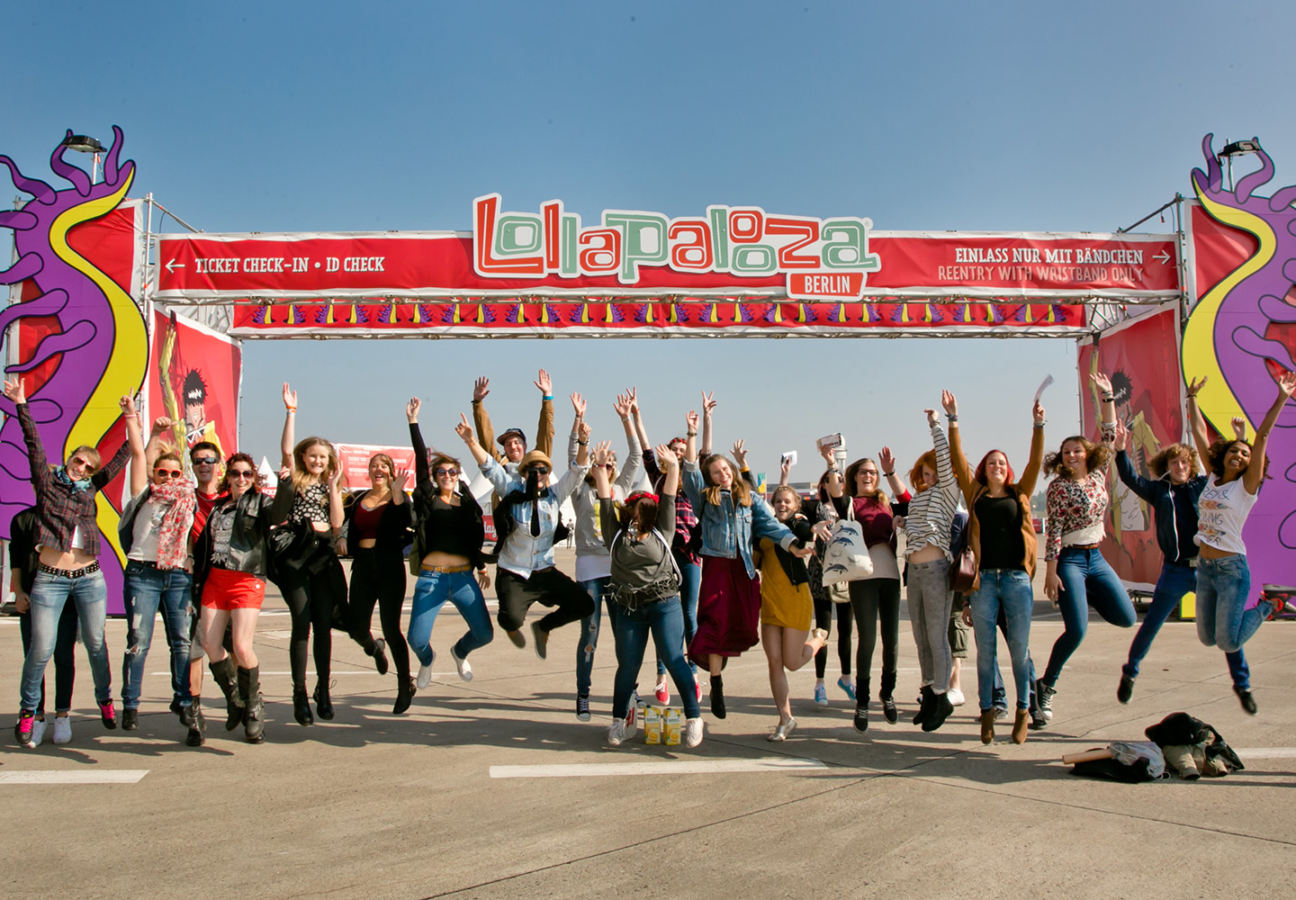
[1231,747,1296,759]
[489,757,827,779]
[0,770,149,785]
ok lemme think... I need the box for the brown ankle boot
[1011,708,1029,744]
[980,709,995,744]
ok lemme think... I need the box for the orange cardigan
[949,422,1045,592]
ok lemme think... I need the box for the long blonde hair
[700,454,752,507]
[292,437,340,493]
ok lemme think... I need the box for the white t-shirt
[1195,475,1258,555]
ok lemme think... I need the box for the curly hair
[219,452,258,493]
[1043,435,1111,478]
[1204,438,1261,479]
[770,484,802,516]
[1148,442,1198,479]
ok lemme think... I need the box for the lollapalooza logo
[472,193,881,301]
[1184,134,1296,569]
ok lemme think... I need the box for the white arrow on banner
[1153,249,1172,265]
[165,259,185,272]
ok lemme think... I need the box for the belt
[128,559,187,572]
[38,561,101,579]
[420,564,472,574]
[1063,542,1101,551]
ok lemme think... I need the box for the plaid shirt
[642,452,699,564]
[18,402,131,557]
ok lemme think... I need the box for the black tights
[812,597,855,679]
[848,577,901,702]
[348,548,410,680]
[279,551,346,691]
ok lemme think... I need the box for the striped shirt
[901,421,960,561]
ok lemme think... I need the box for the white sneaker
[31,718,48,746]
[948,688,966,707]
[450,645,473,682]
[607,719,626,748]
[52,716,72,744]
[624,704,638,735]
[684,717,704,748]
[416,650,435,690]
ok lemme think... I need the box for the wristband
[543,394,553,401]
[578,439,589,445]
[883,470,895,477]
[286,406,297,413]
[687,431,698,437]
[1034,421,1045,429]
[946,414,958,422]
[1101,394,1115,402]
[123,413,138,419]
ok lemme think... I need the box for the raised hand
[818,442,836,464]
[780,456,791,481]
[151,416,173,436]
[1186,375,1208,398]
[613,391,633,419]
[535,369,552,395]
[1279,371,1296,398]
[653,443,678,469]
[925,408,938,428]
[119,395,137,416]
[731,439,748,467]
[277,465,292,483]
[1033,400,1046,426]
[406,397,421,423]
[473,377,490,402]
[455,413,475,444]
[701,390,717,417]
[591,440,613,466]
[3,378,26,404]
[571,392,587,418]
[282,382,297,410]
[327,464,343,490]
[941,389,957,417]
[686,409,699,433]
[1231,416,1247,440]
[1090,371,1113,396]
[878,446,896,474]
[627,387,639,416]
[392,469,411,494]
[1113,419,1130,451]
[578,421,592,444]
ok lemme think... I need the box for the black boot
[293,686,314,726]
[186,699,206,747]
[913,685,936,727]
[239,666,265,744]
[393,677,415,716]
[313,682,335,720]
[922,690,955,732]
[370,638,389,676]
[209,657,244,732]
[710,674,726,719]
[879,670,899,724]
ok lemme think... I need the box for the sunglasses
[153,468,185,480]
[433,467,460,478]
[192,457,219,466]
[70,455,97,474]
[859,469,879,477]
[526,465,552,476]
[229,470,256,480]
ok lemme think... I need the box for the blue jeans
[1043,548,1135,687]
[657,555,700,677]
[576,577,614,697]
[121,561,194,710]
[1196,554,1266,654]
[21,568,111,711]
[971,569,1034,711]
[1125,561,1249,688]
[612,596,699,719]
[407,570,494,665]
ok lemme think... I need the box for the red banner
[157,230,1179,300]
[1077,306,1183,590]
[146,310,241,472]
[334,443,417,492]
[228,298,1088,337]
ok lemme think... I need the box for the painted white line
[489,757,827,779]
[0,770,149,785]
[1231,748,1296,759]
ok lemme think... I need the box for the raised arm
[1091,371,1118,459]
[819,442,844,499]
[1018,399,1047,496]
[878,446,908,498]
[455,412,492,468]
[471,376,500,462]
[1244,371,1296,494]
[928,404,955,496]
[5,378,47,478]
[566,391,586,464]
[407,398,431,489]
[1185,376,1213,473]
[124,396,148,497]
[144,416,173,469]
[327,464,345,531]
[943,391,975,503]
[613,390,643,491]
[700,390,716,456]
[280,382,297,469]
[535,368,555,457]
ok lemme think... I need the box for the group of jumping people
[7,365,1293,750]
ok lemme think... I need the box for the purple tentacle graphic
[0,288,67,332]
[0,155,55,203]
[5,321,97,371]
[49,130,92,197]
[0,252,44,284]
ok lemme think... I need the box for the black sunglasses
[192,456,219,466]
[229,470,255,480]
[433,467,460,478]
[527,465,552,476]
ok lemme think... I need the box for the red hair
[908,450,937,493]
[973,450,1015,487]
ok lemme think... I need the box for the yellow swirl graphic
[1182,185,1275,441]
[48,172,146,564]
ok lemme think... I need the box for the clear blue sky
[6,1,1296,480]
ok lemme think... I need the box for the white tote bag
[820,498,874,586]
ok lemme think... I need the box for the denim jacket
[681,460,798,579]
[480,456,588,579]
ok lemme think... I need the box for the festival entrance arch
[3,128,1291,611]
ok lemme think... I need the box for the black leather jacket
[193,487,294,587]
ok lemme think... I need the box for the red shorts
[201,567,265,610]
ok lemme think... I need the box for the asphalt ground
[1,548,1293,898]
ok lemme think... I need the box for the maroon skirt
[689,555,762,663]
